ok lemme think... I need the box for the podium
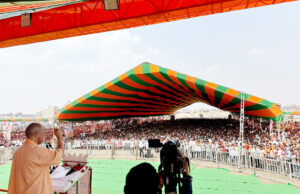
[51,154,92,194]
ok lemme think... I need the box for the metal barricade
[0,148,14,165]
[63,142,300,183]
[187,147,300,182]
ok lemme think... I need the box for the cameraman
[178,157,192,194]
[124,157,192,194]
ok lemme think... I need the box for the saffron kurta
[8,139,62,194]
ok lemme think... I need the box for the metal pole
[216,149,219,168]
[86,142,89,154]
[76,180,80,194]
[277,122,281,141]
[111,139,114,160]
[135,139,138,160]
[288,162,292,183]
[239,91,245,170]
[0,149,2,165]
[253,156,256,175]
[90,142,92,155]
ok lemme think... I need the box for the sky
[0,1,300,114]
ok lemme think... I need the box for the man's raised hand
[54,128,63,139]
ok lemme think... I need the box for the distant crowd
[5,116,300,164]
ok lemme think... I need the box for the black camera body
[148,139,187,194]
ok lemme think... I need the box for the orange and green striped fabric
[284,111,300,116]
[0,118,49,122]
[0,0,295,48]
[57,62,283,122]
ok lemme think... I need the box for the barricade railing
[0,148,14,165]
[4,143,300,184]
[75,143,300,183]
[65,143,299,173]
[186,146,300,182]
[64,142,160,161]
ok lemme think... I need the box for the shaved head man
[25,123,46,144]
[8,123,64,194]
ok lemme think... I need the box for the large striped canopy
[57,62,283,121]
[0,0,295,48]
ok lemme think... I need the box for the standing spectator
[139,139,145,158]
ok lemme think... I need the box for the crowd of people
[5,116,300,165]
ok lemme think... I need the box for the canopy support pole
[277,122,281,141]
[239,92,245,170]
